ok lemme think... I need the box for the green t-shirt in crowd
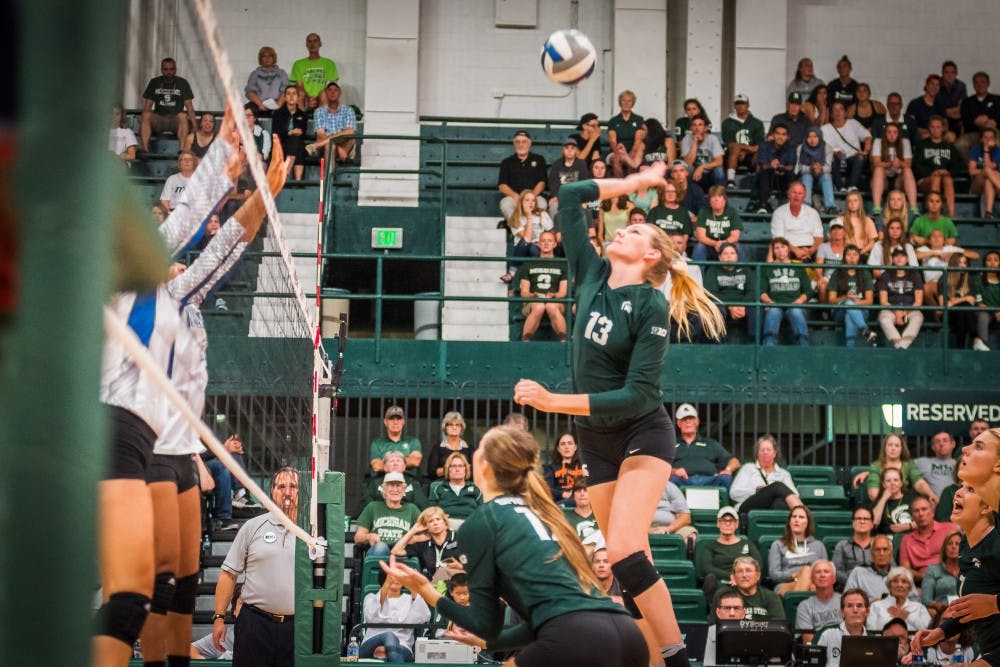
[762,265,810,304]
[356,501,421,545]
[647,204,693,236]
[697,206,743,242]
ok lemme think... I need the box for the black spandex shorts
[575,406,676,486]
[147,453,200,492]
[981,646,1000,667]
[515,610,647,667]
[107,405,156,481]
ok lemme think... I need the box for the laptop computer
[840,636,899,666]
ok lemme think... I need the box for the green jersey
[428,480,483,519]
[558,181,670,431]
[436,496,626,649]
[704,265,753,304]
[518,259,567,294]
[829,267,874,298]
[696,206,743,242]
[976,275,1000,308]
[909,214,958,241]
[369,435,423,464]
[762,265,810,304]
[362,472,429,509]
[356,501,421,545]
[955,529,1000,652]
[562,508,600,541]
[647,204,693,236]
[607,112,644,152]
[721,113,766,147]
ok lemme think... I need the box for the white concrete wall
[613,0,669,122]
[683,0,724,127]
[733,0,787,130]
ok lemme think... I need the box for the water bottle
[132,639,142,659]
[953,643,965,664]
[202,533,212,560]
[345,637,359,662]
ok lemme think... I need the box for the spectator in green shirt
[369,405,423,474]
[760,237,810,346]
[909,190,958,246]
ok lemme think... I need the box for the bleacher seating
[649,532,687,561]
[670,588,710,623]
[656,559,698,588]
[783,591,815,629]
[797,484,850,510]
[787,465,837,485]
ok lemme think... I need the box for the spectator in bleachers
[722,94,765,188]
[243,104,272,163]
[924,627,977,665]
[802,85,830,129]
[919,529,962,623]
[607,89,646,177]
[360,569,432,663]
[693,185,742,262]
[729,434,802,515]
[813,589,871,667]
[425,411,472,482]
[852,83,885,133]
[876,248,926,350]
[543,432,584,506]
[712,556,785,622]
[702,591,746,666]
[866,567,932,632]
[647,180,693,244]
[916,229,975,307]
[704,242,755,339]
[671,403,740,488]
[562,479,599,542]
[391,506,461,580]
[109,105,138,164]
[547,137,590,218]
[915,432,957,497]
[517,230,568,341]
[751,122,795,214]
[697,507,761,602]
[827,55,859,111]
[827,243,877,347]
[681,115,725,190]
[796,126,837,214]
[244,45,289,116]
[859,433,935,502]
[670,159,708,216]
[969,127,1000,217]
[139,57,196,153]
[151,202,168,224]
[869,217,918,278]
[503,190,554,283]
[768,505,828,596]
[879,188,914,233]
[649,480,696,544]
[597,192,630,244]
[289,33,338,110]
[844,534,897,601]
[772,92,811,149]
[271,84,307,180]
[369,405,423,474]
[871,123,918,217]
[935,471,960,523]
[591,547,623,605]
[871,467,919,535]
[770,181,823,262]
[898,495,958,583]
[355,471,422,560]
[661,232,705,341]
[906,75,949,142]
[937,61,967,139]
[640,118,677,167]
[822,101,872,192]
[587,226,603,256]
[497,130,548,220]
[796,561,841,641]
[831,506,875,589]
[939,253,981,348]
[582,158,607,222]
[974,250,1000,350]
[184,112,216,159]
[760,237,811,347]
[159,150,197,211]
[881,617,915,663]
[880,92,913,141]
[913,117,961,218]
[815,219,846,303]
[957,71,1000,161]
[572,112,604,170]
[427,453,481,523]
[674,98,708,141]
[309,81,357,163]
[205,434,246,532]
[788,57,825,100]
[836,189,878,259]
[363,450,429,508]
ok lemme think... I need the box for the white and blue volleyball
[540,29,597,86]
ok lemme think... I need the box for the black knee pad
[611,551,661,597]
[167,573,198,615]
[620,591,642,618]
[150,571,176,615]
[96,592,150,646]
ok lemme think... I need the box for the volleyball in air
[540,29,597,86]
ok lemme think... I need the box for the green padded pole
[0,0,129,664]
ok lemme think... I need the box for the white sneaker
[973,338,991,351]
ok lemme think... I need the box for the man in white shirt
[770,181,824,261]
[914,431,957,497]
[813,588,871,667]
[822,101,873,191]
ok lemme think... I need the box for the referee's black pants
[233,607,294,667]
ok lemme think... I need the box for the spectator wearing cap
[670,159,708,215]
[815,214,847,304]
[355,470,422,560]
[607,89,646,177]
[751,122,796,214]
[547,136,590,218]
[498,131,548,220]
[311,81,356,162]
[369,406,423,474]
[362,450,429,509]
[572,112,605,169]
[671,403,740,488]
[771,92,812,149]
[875,247,925,349]
[721,94,766,188]
[696,506,762,602]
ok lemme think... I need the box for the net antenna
[188,0,334,544]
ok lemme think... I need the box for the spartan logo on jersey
[972,557,982,568]
[621,300,632,313]
[582,463,590,477]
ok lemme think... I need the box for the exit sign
[371,227,403,249]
